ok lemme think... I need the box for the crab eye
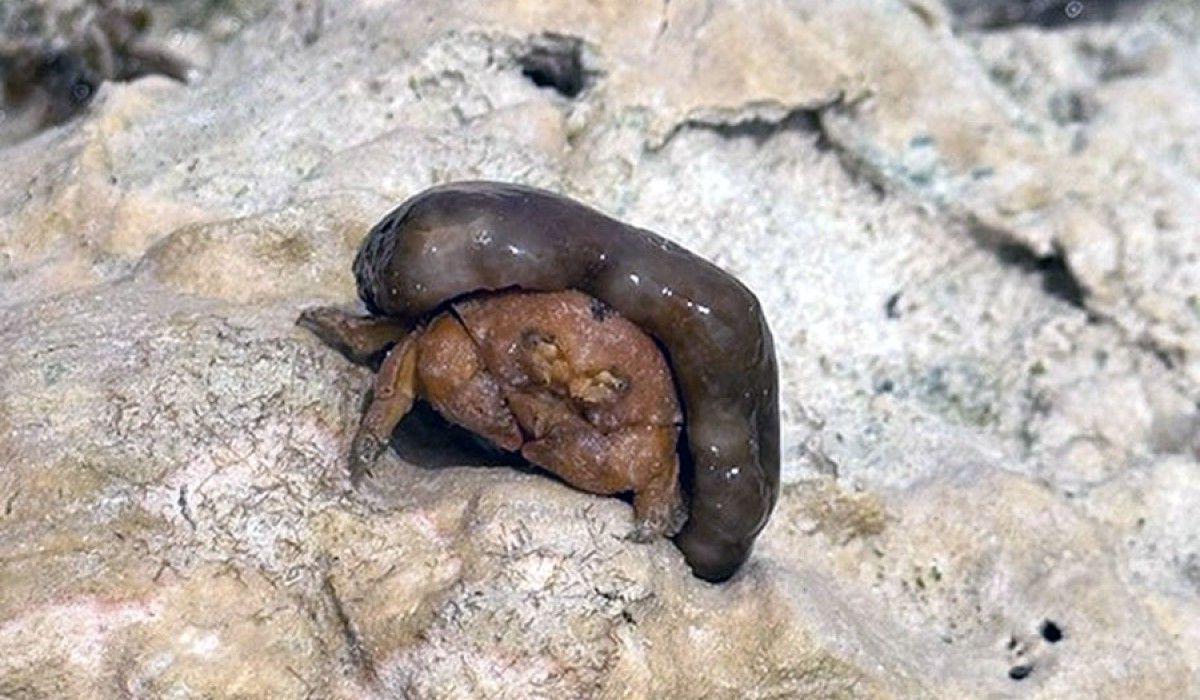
[70,80,93,103]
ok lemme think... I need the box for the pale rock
[2,0,1198,697]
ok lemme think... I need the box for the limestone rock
[1,0,1198,697]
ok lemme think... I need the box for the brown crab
[300,289,688,541]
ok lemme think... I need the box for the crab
[1,0,191,134]
[299,289,689,541]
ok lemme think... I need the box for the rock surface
[2,0,1198,697]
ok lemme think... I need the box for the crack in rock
[322,571,377,683]
[647,97,844,152]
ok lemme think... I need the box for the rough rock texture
[2,0,1199,697]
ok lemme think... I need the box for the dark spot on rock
[1049,89,1097,125]
[875,378,895,394]
[885,292,902,319]
[993,244,1086,310]
[1040,619,1064,643]
[519,34,588,98]
[1009,664,1033,680]
[1034,253,1087,309]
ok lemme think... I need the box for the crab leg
[348,333,419,483]
[297,306,409,366]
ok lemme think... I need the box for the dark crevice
[650,79,1184,394]
[177,484,197,530]
[650,98,895,204]
[1040,619,1064,643]
[885,292,903,319]
[964,221,1188,385]
[651,102,837,153]
[518,34,591,98]
[656,97,1103,334]
[672,108,825,147]
[322,572,377,682]
[991,243,1087,310]
[1138,336,1182,371]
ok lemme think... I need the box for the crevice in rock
[518,33,591,98]
[650,98,842,153]
[177,484,197,530]
[322,571,377,682]
[1040,619,1064,643]
[990,242,1088,310]
[2,488,17,517]
[649,97,901,203]
[670,108,825,146]
[792,104,1080,316]
[885,292,904,320]
[1137,335,1184,371]
[651,95,1194,391]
